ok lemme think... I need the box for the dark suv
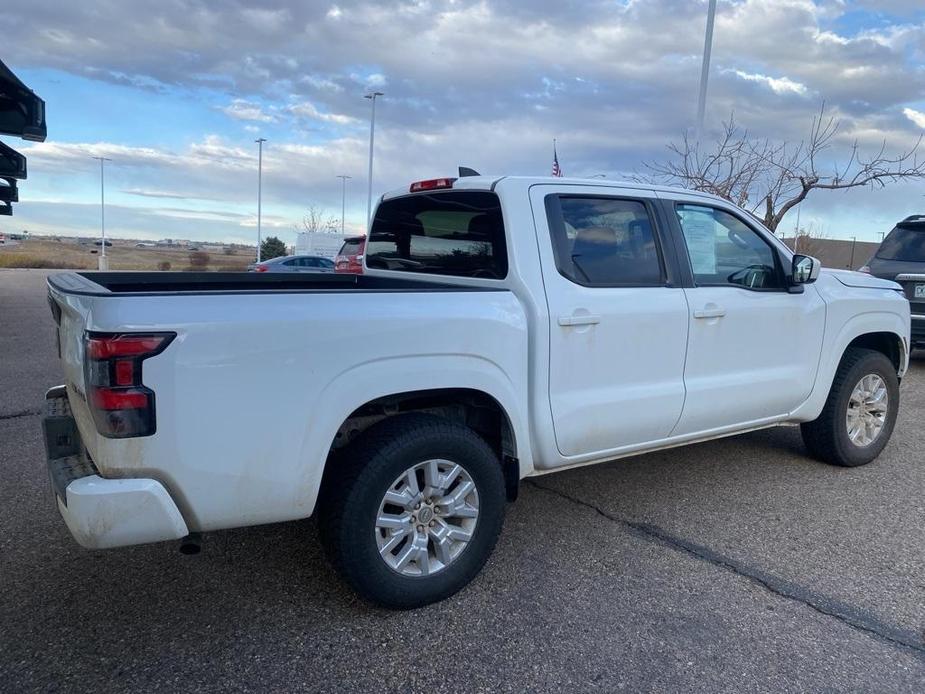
[862,215,925,348]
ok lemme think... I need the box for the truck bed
[48,271,499,296]
[46,269,528,535]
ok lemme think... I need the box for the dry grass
[0,238,253,271]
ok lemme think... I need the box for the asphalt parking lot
[1,268,924,692]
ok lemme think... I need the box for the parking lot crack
[0,408,41,421]
[528,480,925,658]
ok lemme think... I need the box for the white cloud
[288,102,357,124]
[221,99,276,123]
[903,107,925,129]
[730,70,809,96]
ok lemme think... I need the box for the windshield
[876,224,925,262]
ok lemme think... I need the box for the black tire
[318,413,506,609]
[800,348,899,467]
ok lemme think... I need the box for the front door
[668,198,826,436]
[532,186,690,459]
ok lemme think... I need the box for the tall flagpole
[696,0,718,140]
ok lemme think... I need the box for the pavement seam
[0,408,41,421]
[527,480,925,658]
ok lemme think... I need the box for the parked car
[93,239,112,247]
[247,254,335,273]
[335,235,366,274]
[860,215,925,348]
[44,175,910,609]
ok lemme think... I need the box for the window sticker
[682,212,717,275]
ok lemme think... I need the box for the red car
[334,236,366,274]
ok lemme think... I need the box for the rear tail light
[83,332,175,438]
[409,177,456,192]
[255,264,269,272]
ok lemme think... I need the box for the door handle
[558,314,601,327]
[693,306,726,319]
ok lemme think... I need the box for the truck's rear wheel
[318,413,505,609]
[800,348,899,467]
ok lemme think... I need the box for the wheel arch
[325,388,521,502]
[844,331,907,377]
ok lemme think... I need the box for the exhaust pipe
[178,532,202,555]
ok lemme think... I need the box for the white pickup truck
[44,176,910,608]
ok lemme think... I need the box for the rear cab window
[366,192,508,279]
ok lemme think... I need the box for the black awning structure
[0,140,27,179]
[0,59,46,142]
[0,58,46,216]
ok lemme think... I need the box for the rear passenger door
[531,185,690,458]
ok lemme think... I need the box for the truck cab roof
[381,175,738,208]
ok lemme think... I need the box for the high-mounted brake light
[409,177,456,192]
[83,332,175,438]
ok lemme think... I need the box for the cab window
[676,204,782,290]
[546,196,664,287]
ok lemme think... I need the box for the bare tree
[787,223,829,257]
[301,205,338,234]
[646,104,925,232]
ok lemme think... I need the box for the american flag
[552,141,562,177]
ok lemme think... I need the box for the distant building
[295,232,348,259]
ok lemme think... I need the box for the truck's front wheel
[800,348,899,467]
[318,413,506,609]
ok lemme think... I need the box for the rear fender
[293,355,532,514]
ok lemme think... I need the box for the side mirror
[792,254,821,285]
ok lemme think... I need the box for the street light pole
[255,138,267,262]
[91,156,112,270]
[336,175,352,235]
[696,0,718,140]
[365,91,384,230]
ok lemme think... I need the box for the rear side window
[366,192,507,279]
[876,224,925,261]
[546,195,664,286]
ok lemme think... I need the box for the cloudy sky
[2,0,925,244]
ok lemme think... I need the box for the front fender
[292,354,533,515]
[790,310,909,422]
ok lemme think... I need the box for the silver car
[247,255,336,273]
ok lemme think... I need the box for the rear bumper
[55,474,188,549]
[44,386,188,549]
